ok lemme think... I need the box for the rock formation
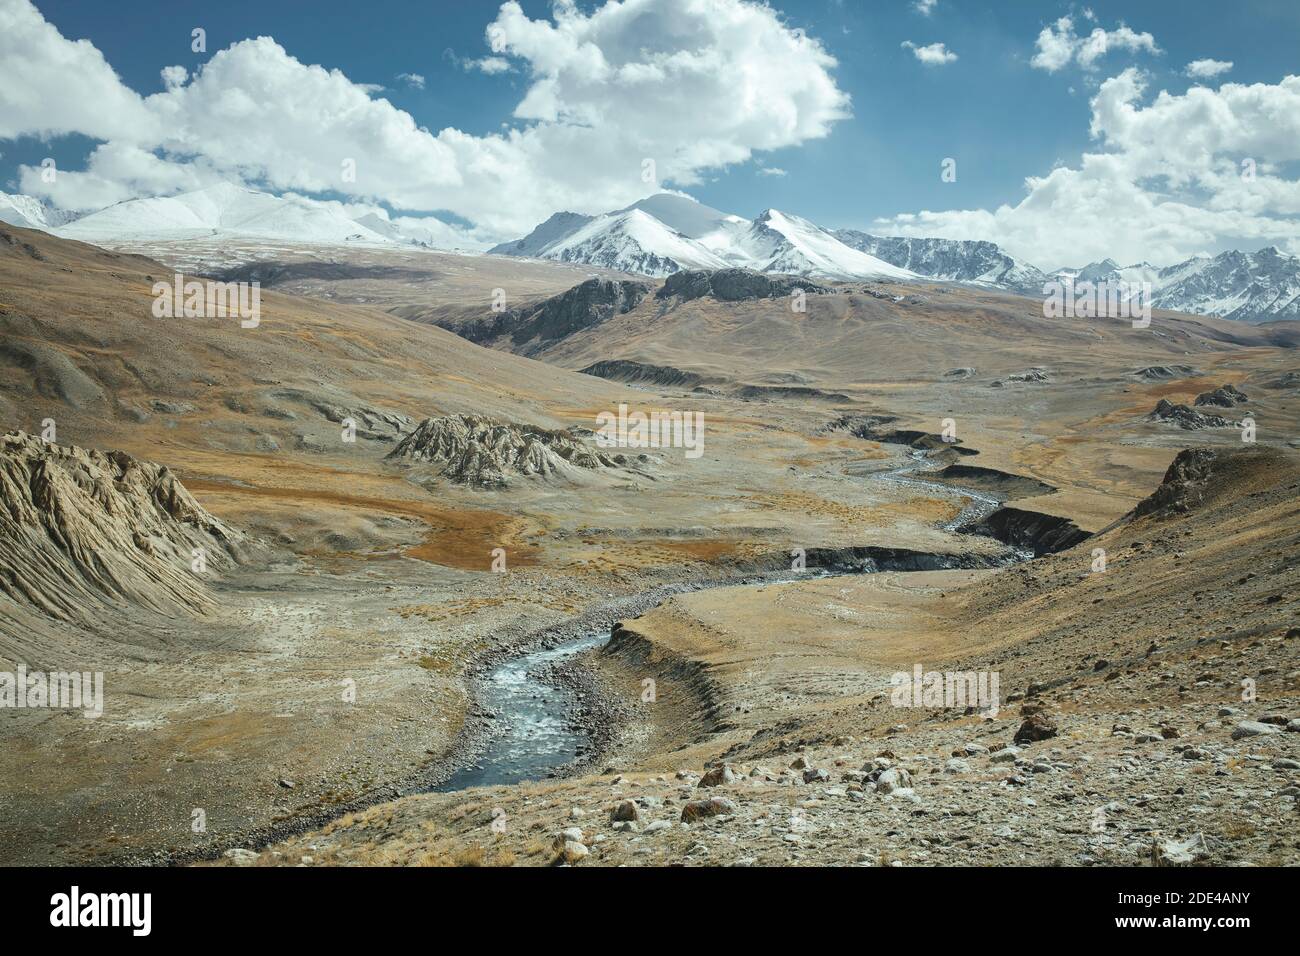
[0,431,245,624]
[387,415,619,488]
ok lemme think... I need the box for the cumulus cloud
[874,71,1300,268]
[1185,58,1233,80]
[1030,15,1160,73]
[395,72,425,89]
[757,166,788,177]
[0,0,851,240]
[902,41,958,66]
[0,0,157,141]
[913,0,937,15]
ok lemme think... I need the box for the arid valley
[2,0,1299,898]
[1,222,1297,869]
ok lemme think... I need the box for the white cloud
[902,40,958,66]
[0,0,851,240]
[160,65,188,91]
[874,71,1300,268]
[395,72,426,89]
[470,57,511,75]
[912,0,937,16]
[1185,58,1233,80]
[757,166,787,177]
[1031,16,1160,73]
[0,0,158,141]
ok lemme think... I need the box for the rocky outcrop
[512,279,650,347]
[434,278,650,354]
[934,464,1056,499]
[1148,399,1232,430]
[823,414,978,455]
[386,415,617,488]
[1194,384,1248,408]
[991,368,1049,387]
[656,268,832,303]
[958,506,1089,557]
[733,384,851,403]
[0,431,245,624]
[578,359,706,389]
[1133,365,1198,382]
[1132,448,1222,518]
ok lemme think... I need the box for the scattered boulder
[1014,713,1059,744]
[698,764,736,787]
[681,797,737,823]
[874,768,913,794]
[559,841,589,864]
[609,800,640,823]
[1231,720,1283,739]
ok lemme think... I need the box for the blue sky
[2,0,1298,266]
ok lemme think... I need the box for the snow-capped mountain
[835,230,1046,293]
[1151,248,1300,322]
[491,194,913,281]
[537,207,733,275]
[1047,248,1300,323]
[0,192,84,230]
[839,230,1300,323]
[7,180,1296,322]
[55,183,394,245]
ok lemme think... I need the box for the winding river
[430,444,1020,793]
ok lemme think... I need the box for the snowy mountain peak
[0,191,84,231]
[55,183,394,245]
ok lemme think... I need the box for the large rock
[609,800,641,823]
[874,768,913,794]
[698,764,736,787]
[681,797,737,823]
[1014,713,1059,744]
[1231,720,1283,739]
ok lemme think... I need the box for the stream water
[432,446,1015,793]
[432,632,608,791]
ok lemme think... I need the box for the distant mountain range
[488,193,913,281]
[0,183,470,250]
[3,184,1297,323]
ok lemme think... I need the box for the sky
[0,0,1297,269]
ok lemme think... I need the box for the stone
[802,768,830,784]
[1231,720,1283,739]
[1014,713,1058,744]
[609,799,640,823]
[560,840,589,864]
[875,768,913,794]
[698,764,737,787]
[681,797,737,823]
